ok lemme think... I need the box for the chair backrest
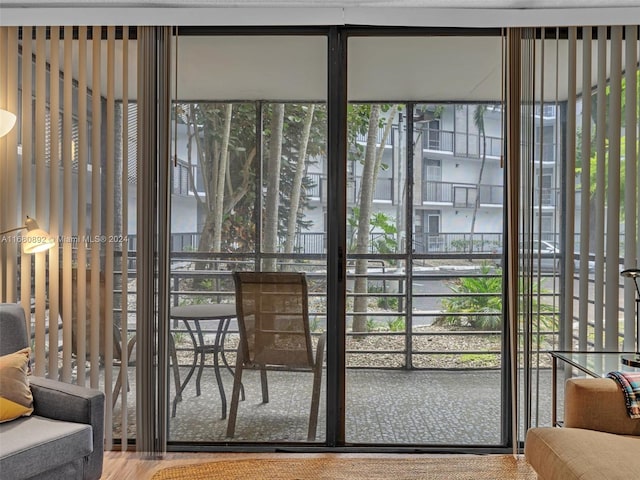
[233,271,313,368]
[0,303,29,356]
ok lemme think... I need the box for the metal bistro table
[170,303,237,420]
[550,351,640,427]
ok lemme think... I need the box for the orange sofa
[525,377,640,480]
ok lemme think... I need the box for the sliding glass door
[163,25,640,450]
[168,33,328,443]
[343,34,509,445]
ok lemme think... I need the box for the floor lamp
[1,216,55,307]
[621,268,640,368]
[0,108,17,138]
[0,216,56,254]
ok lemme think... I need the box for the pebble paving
[112,367,561,445]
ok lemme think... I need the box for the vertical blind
[515,25,640,445]
[0,26,137,450]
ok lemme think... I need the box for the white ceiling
[1,0,637,6]
[9,1,638,102]
[51,32,638,102]
[1,1,639,27]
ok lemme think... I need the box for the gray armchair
[0,303,104,480]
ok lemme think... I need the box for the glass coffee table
[550,351,640,426]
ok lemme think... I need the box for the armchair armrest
[564,378,640,436]
[29,376,105,480]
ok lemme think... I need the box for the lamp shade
[0,109,17,138]
[621,268,640,279]
[21,217,55,254]
[621,268,640,296]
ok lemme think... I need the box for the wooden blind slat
[48,27,60,378]
[578,27,593,351]
[593,26,608,351]
[34,26,47,377]
[604,26,623,351]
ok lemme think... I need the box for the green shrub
[387,316,405,332]
[441,265,502,330]
[440,264,556,332]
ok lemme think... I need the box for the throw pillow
[0,348,34,423]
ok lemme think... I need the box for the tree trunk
[352,105,398,332]
[212,103,233,251]
[469,106,486,255]
[263,103,285,272]
[352,105,381,333]
[284,105,315,264]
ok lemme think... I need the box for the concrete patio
[112,365,561,446]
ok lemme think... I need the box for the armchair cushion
[564,377,640,436]
[525,427,640,480]
[0,415,92,479]
[0,347,34,422]
[525,377,640,480]
[29,376,105,479]
[0,303,104,480]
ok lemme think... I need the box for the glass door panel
[411,102,504,445]
[344,103,412,442]
[345,34,506,446]
[169,34,327,444]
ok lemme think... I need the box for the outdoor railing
[28,247,626,372]
[421,180,504,206]
[420,127,503,159]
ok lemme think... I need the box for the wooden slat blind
[20,27,33,326]
[578,27,593,352]
[623,26,639,352]
[0,25,136,450]
[520,25,639,439]
[48,27,61,377]
[0,27,19,302]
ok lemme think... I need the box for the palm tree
[468,105,487,255]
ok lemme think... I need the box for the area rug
[151,455,537,480]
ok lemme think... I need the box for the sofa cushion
[525,427,640,480]
[0,348,34,422]
[0,415,93,479]
[565,378,640,435]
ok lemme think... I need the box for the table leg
[552,355,558,427]
[212,341,226,419]
[172,320,199,417]
[169,334,181,401]
[194,319,206,397]
[172,313,241,420]
[220,318,245,401]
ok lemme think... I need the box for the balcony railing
[24,244,628,377]
[413,232,502,254]
[132,231,504,256]
[422,180,503,206]
[421,127,503,159]
[349,176,393,203]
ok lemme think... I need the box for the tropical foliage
[179,102,326,255]
[440,265,503,330]
[440,265,557,332]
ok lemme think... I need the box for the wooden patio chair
[226,271,326,441]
